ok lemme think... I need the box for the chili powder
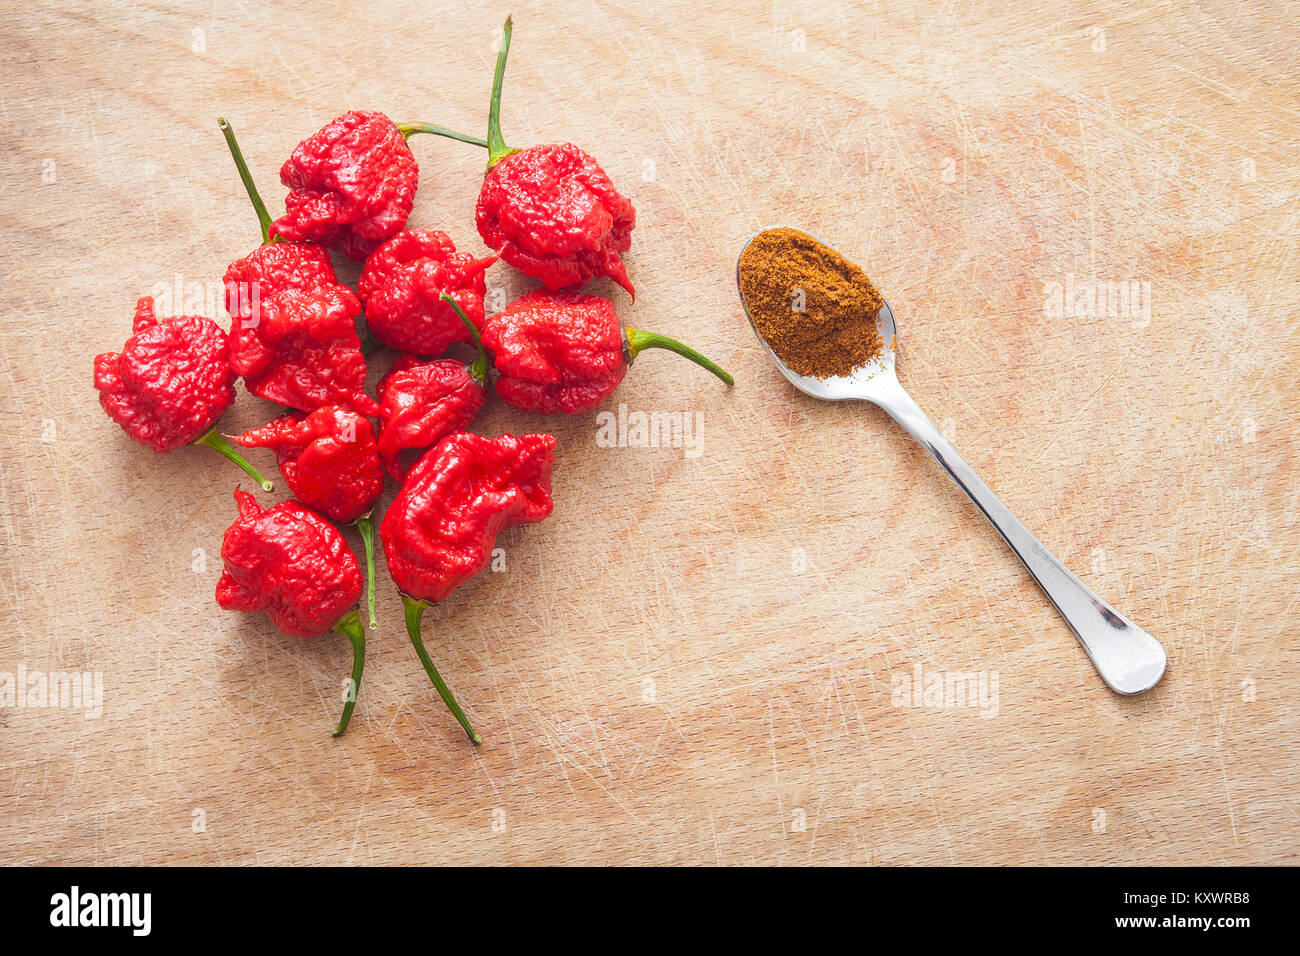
[738,227,883,378]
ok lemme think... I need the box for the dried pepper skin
[233,406,384,524]
[223,241,337,324]
[481,289,627,414]
[376,353,486,481]
[216,489,362,638]
[93,297,236,452]
[227,284,380,417]
[271,111,418,261]
[476,143,636,296]
[358,229,495,356]
[380,433,556,604]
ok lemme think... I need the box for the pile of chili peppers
[91,17,732,744]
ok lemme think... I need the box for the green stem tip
[195,429,275,492]
[396,122,489,149]
[354,513,378,630]
[331,608,366,737]
[401,595,482,744]
[624,329,735,387]
[404,19,519,166]
[485,16,520,170]
[218,117,274,244]
[440,293,490,383]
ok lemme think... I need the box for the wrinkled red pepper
[413,18,636,295]
[476,18,636,295]
[227,283,380,417]
[219,118,339,322]
[375,295,489,480]
[233,407,383,524]
[216,489,367,736]
[478,142,635,295]
[380,431,556,741]
[357,228,497,355]
[382,432,556,603]
[270,111,489,261]
[218,118,379,418]
[233,406,386,628]
[270,110,416,261]
[224,240,337,326]
[482,289,733,413]
[93,296,274,490]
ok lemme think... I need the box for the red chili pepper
[379,431,556,741]
[216,489,367,736]
[412,18,635,295]
[270,111,489,261]
[224,240,337,325]
[94,296,275,490]
[475,18,637,295]
[357,228,497,355]
[228,283,380,417]
[481,289,733,414]
[232,406,386,628]
[217,119,380,418]
[375,295,489,480]
[219,118,339,321]
[233,407,382,523]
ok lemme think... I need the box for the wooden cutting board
[2,0,1295,865]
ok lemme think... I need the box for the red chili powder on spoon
[738,227,883,378]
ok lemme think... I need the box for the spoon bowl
[736,228,1167,696]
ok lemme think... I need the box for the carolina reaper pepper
[216,489,367,736]
[379,431,556,742]
[271,111,489,261]
[375,296,489,481]
[357,228,497,355]
[224,239,337,327]
[93,296,274,490]
[477,18,636,295]
[217,119,380,418]
[232,406,385,628]
[416,18,636,295]
[227,285,380,417]
[219,118,339,323]
[481,289,733,414]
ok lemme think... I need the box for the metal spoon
[737,232,1167,695]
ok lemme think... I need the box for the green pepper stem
[624,329,735,387]
[195,429,275,491]
[331,608,366,737]
[354,513,378,630]
[218,117,273,244]
[485,16,520,170]
[440,293,489,383]
[401,595,482,744]
[397,122,489,149]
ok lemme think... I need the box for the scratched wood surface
[1,0,1296,866]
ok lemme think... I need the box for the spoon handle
[871,378,1167,695]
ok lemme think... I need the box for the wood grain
[1,0,1296,865]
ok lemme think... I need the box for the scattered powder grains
[738,227,883,378]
